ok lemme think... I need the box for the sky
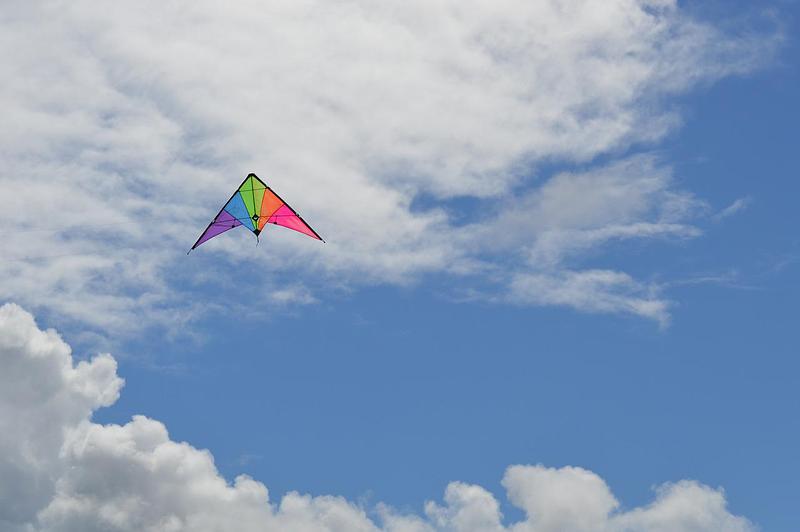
[0,1,798,531]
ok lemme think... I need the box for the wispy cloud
[460,156,703,323]
[0,1,779,334]
[712,197,753,222]
[508,269,670,326]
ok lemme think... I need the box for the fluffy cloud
[0,1,776,333]
[0,303,756,531]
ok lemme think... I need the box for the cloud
[712,197,753,222]
[507,269,670,326]
[0,1,778,334]
[464,156,702,323]
[0,303,756,531]
[466,157,702,258]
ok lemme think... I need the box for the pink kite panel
[268,204,321,240]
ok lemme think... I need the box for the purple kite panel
[193,210,242,249]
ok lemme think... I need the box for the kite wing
[190,173,324,251]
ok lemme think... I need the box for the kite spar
[189,173,324,252]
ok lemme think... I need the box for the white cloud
[466,156,703,323]
[507,269,670,326]
[712,197,753,222]
[465,156,701,257]
[0,1,777,333]
[0,303,757,531]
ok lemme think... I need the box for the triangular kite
[190,173,324,252]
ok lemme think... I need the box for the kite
[189,173,324,252]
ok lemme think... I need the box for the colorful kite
[190,173,324,252]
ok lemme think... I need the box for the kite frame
[189,173,324,253]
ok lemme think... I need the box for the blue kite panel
[223,192,255,231]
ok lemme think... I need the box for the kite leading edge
[189,173,324,253]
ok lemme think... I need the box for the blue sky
[103,5,799,528]
[1,1,798,531]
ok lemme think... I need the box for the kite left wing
[190,173,324,252]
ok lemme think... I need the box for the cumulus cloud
[0,303,756,531]
[0,0,777,333]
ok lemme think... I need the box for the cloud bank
[0,303,755,531]
[0,0,775,333]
